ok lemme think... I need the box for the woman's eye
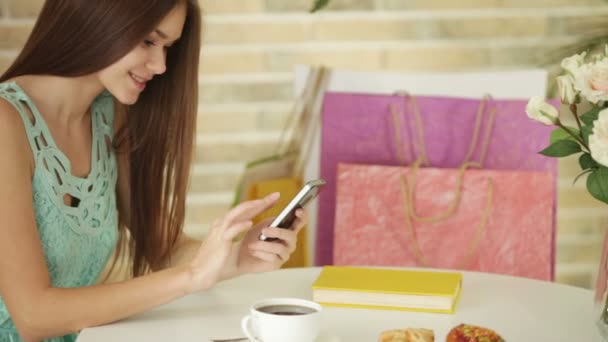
[144,39,156,47]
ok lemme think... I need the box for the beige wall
[1,0,608,288]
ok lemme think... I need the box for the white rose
[556,75,579,104]
[561,52,586,76]
[526,96,559,125]
[589,108,608,167]
[573,58,608,104]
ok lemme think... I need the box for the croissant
[378,328,435,342]
[446,324,504,342]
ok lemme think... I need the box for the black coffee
[257,304,317,316]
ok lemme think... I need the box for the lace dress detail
[0,82,119,342]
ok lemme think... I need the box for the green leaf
[579,153,599,170]
[539,140,582,157]
[550,126,579,144]
[587,167,608,205]
[310,0,330,12]
[580,106,602,126]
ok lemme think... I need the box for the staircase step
[185,192,232,227]
[0,36,584,75]
[198,37,574,102]
[202,8,608,45]
[8,1,603,19]
[198,102,291,132]
[199,36,579,78]
[0,20,32,49]
[1,8,603,49]
[189,162,244,193]
[200,73,293,103]
[201,0,605,14]
[555,262,597,288]
[182,189,608,226]
[194,131,281,163]
[197,102,291,133]
[0,50,16,72]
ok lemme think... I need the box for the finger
[224,193,280,225]
[252,241,290,263]
[291,218,305,235]
[251,250,283,263]
[249,240,290,255]
[295,208,308,222]
[208,219,224,238]
[267,229,297,253]
[292,209,307,233]
[223,220,253,241]
[260,227,296,246]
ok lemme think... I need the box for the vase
[595,230,608,340]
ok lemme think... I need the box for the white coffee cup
[241,297,322,342]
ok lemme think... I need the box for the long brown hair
[1,0,201,277]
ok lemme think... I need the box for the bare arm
[0,100,276,341]
[169,234,248,280]
[0,101,195,341]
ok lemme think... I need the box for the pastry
[446,324,504,342]
[379,328,435,342]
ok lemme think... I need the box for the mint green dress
[0,82,119,342]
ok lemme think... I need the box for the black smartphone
[259,179,326,242]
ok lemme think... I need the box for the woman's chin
[114,91,140,105]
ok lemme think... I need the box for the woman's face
[98,3,186,105]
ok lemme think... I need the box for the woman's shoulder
[0,79,31,136]
[0,91,25,130]
[0,93,33,172]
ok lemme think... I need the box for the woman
[0,1,306,341]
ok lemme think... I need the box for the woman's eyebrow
[155,29,169,39]
[154,29,180,43]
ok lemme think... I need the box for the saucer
[315,330,341,342]
[242,317,339,342]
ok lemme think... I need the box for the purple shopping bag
[316,92,558,266]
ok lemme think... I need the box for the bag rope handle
[390,93,497,267]
[390,94,496,222]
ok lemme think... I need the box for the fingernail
[268,192,280,200]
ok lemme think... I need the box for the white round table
[77,267,603,342]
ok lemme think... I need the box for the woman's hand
[233,208,308,275]
[186,193,280,293]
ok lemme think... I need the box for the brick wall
[2,0,608,288]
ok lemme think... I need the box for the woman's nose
[147,49,167,75]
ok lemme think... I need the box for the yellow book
[311,266,462,314]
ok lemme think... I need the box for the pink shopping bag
[333,162,555,280]
[317,92,558,265]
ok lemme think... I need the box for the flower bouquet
[525,47,608,339]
